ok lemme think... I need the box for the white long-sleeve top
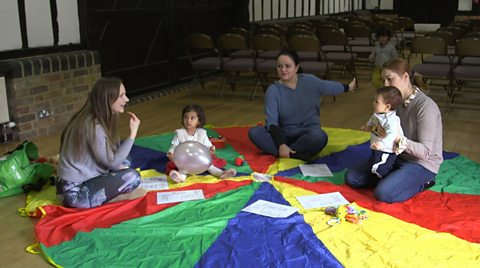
[367,111,403,153]
[168,128,213,154]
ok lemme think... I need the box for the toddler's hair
[375,26,392,39]
[182,104,206,127]
[376,86,403,110]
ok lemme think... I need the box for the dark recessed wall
[81,0,249,97]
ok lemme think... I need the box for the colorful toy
[209,135,226,149]
[324,204,367,225]
[235,156,244,166]
[325,206,337,216]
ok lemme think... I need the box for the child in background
[362,86,403,178]
[167,104,237,182]
[369,27,398,88]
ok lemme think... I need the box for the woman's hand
[371,141,383,150]
[394,136,408,155]
[127,112,141,139]
[279,144,295,158]
[348,77,357,92]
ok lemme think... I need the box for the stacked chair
[217,33,258,98]
[185,33,226,91]
[409,36,453,100]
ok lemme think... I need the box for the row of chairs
[185,31,356,100]
[409,36,480,103]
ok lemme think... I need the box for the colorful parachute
[31,127,480,267]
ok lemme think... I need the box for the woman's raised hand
[127,112,141,139]
[348,77,357,92]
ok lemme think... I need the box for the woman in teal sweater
[248,49,356,161]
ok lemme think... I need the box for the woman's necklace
[404,87,419,107]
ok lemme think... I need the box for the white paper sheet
[296,192,349,209]
[252,172,273,182]
[140,175,169,191]
[242,200,298,218]
[299,164,333,177]
[156,190,205,204]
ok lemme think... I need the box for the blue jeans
[345,158,436,203]
[248,125,328,157]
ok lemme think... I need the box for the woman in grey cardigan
[57,77,144,208]
[345,58,443,203]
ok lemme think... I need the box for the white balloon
[173,141,212,175]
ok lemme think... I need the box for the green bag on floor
[0,141,53,197]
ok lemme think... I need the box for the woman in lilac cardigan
[345,58,443,203]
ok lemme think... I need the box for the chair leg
[217,72,228,98]
[452,80,464,103]
[230,72,239,92]
[250,73,262,101]
[195,72,206,91]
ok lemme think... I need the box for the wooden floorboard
[0,63,479,267]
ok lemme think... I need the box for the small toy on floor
[324,204,368,226]
[209,136,226,149]
[235,156,244,166]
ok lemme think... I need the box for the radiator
[0,76,9,124]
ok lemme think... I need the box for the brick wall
[0,50,101,140]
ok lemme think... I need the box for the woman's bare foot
[109,187,147,203]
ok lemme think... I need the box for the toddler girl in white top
[167,104,236,182]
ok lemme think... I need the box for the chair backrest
[397,17,414,30]
[438,26,464,40]
[369,21,394,33]
[286,27,315,39]
[318,29,348,46]
[253,34,284,51]
[325,16,346,27]
[254,27,281,37]
[289,21,314,31]
[226,27,249,39]
[288,35,321,52]
[411,36,446,54]
[186,33,216,50]
[465,31,480,38]
[425,31,456,46]
[450,21,473,33]
[456,37,480,57]
[345,25,373,40]
[218,33,249,51]
[257,24,285,35]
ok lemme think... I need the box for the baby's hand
[371,141,383,150]
[167,152,174,161]
[360,125,369,132]
[210,146,215,154]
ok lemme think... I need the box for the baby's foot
[220,168,237,179]
[169,170,186,183]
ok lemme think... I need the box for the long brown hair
[381,58,428,91]
[60,77,122,161]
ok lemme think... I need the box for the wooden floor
[0,63,479,267]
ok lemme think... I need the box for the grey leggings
[56,168,141,208]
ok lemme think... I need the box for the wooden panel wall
[81,0,248,97]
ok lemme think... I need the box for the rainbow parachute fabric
[32,127,480,267]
